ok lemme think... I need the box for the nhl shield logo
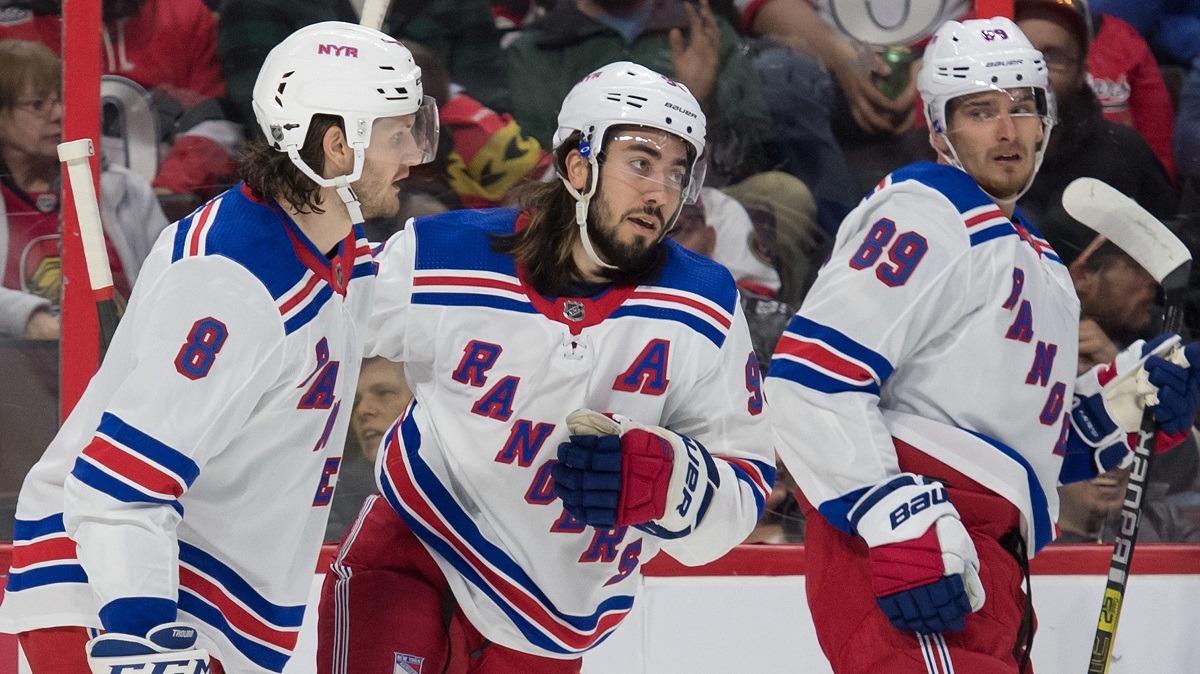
[393,653,424,674]
[563,300,585,322]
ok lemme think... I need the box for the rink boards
[1,544,1197,673]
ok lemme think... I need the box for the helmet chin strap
[561,154,618,271]
[288,144,367,226]
[936,122,1052,209]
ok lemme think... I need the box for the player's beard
[587,196,665,278]
[353,157,403,221]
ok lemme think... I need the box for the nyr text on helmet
[317,44,358,58]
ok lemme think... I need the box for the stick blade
[1062,177,1191,283]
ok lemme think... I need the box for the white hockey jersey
[765,162,1080,555]
[367,208,775,658]
[0,184,376,674]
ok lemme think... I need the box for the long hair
[492,133,666,296]
[239,114,343,214]
[493,177,583,297]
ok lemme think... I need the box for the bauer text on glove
[851,473,985,634]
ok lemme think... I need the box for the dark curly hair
[239,114,343,214]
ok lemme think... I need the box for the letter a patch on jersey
[394,652,424,674]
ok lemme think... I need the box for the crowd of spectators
[2,0,1200,546]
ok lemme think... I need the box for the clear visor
[943,86,1054,135]
[597,128,707,205]
[364,95,440,166]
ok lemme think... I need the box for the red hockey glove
[852,474,985,634]
[552,410,712,532]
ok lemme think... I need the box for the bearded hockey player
[317,61,775,674]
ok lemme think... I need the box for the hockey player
[0,22,438,674]
[317,61,775,673]
[765,17,1200,674]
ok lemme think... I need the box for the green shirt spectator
[217,0,508,132]
[505,0,771,185]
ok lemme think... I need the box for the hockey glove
[853,474,985,634]
[1071,335,1199,474]
[86,622,210,674]
[552,409,713,532]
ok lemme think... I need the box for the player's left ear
[321,125,354,179]
[564,149,592,192]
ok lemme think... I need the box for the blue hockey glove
[852,474,985,634]
[552,410,713,532]
[1144,341,1200,433]
[86,622,210,674]
[1071,335,1197,475]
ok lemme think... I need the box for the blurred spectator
[1060,231,1200,542]
[744,39,861,225]
[1016,0,1178,263]
[492,0,547,45]
[1056,465,1200,543]
[727,1,963,203]
[403,40,552,211]
[218,0,509,135]
[723,171,826,307]
[1089,0,1200,66]
[0,39,167,339]
[1070,239,1158,356]
[1081,7,1179,182]
[729,0,971,138]
[504,0,772,186]
[1177,56,1200,185]
[326,357,412,541]
[0,0,241,198]
[670,188,779,294]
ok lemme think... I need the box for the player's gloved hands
[853,474,985,634]
[86,622,210,674]
[1071,335,1199,473]
[552,409,712,532]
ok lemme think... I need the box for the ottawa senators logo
[21,234,61,304]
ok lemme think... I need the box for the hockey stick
[58,139,120,359]
[1062,177,1192,674]
[359,0,393,31]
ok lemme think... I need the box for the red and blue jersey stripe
[377,405,635,655]
[768,315,894,396]
[70,413,200,517]
[719,456,777,519]
[178,541,306,673]
[412,270,539,316]
[7,513,87,592]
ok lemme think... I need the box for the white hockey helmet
[919,17,1052,136]
[252,21,439,221]
[918,17,1055,201]
[552,61,707,269]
